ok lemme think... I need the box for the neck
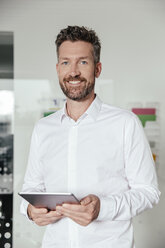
[66,92,95,121]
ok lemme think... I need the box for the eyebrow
[59,56,90,60]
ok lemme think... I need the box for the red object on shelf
[132,108,156,115]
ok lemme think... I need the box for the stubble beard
[59,75,95,101]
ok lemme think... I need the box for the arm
[97,114,160,221]
[20,124,63,225]
[20,124,45,220]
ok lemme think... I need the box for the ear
[56,63,59,76]
[95,62,102,78]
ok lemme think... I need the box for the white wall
[0,0,165,247]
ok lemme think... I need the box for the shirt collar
[60,94,102,123]
[86,95,102,121]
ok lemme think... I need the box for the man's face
[56,40,101,101]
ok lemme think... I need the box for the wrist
[27,204,33,220]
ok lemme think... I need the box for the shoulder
[34,109,63,132]
[100,102,138,123]
[100,103,145,141]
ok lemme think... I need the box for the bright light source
[0,90,14,115]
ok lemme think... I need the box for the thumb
[80,195,92,206]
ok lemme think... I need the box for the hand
[56,194,100,226]
[27,204,63,226]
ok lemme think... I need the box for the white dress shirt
[20,95,160,248]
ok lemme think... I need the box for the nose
[69,63,81,77]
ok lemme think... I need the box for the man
[20,26,160,248]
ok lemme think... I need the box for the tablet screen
[19,192,79,210]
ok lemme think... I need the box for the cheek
[82,68,95,79]
[88,71,95,81]
[58,70,66,80]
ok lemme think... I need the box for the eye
[80,60,87,65]
[62,61,68,65]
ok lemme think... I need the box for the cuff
[20,199,34,224]
[97,196,115,221]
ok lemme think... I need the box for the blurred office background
[0,0,165,247]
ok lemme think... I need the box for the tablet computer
[18,192,79,210]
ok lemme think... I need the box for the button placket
[67,125,79,247]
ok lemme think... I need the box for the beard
[59,75,95,101]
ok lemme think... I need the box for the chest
[38,120,127,195]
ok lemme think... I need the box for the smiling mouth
[67,81,82,85]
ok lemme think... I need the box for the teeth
[68,81,81,84]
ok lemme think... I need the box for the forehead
[58,40,93,59]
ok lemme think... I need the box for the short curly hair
[55,26,101,64]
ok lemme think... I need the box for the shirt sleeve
[97,113,161,221]
[20,123,46,220]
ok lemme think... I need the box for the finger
[33,206,48,214]
[37,213,62,221]
[62,213,89,226]
[59,204,85,212]
[57,206,90,220]
[68,216,86,225]
[56,206,86,218]
[59,210,84,221]
[46,210,63,218]
[44,215,63,222]
[80,195,93,206]
[35,219,52,226]
[35,215,63,225]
